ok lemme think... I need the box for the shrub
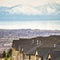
[2,51,6,58]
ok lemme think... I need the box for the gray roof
[12,35,60,60]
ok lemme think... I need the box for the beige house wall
[12,48,42,60]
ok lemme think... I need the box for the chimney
[54,44,56,48]
[37,40,39,45]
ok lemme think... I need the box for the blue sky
[0,0,60,30]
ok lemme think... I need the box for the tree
[7,53,9,58]
[2,50,6,58]
[7,48,12,57]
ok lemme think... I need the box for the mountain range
[0,29,60,38]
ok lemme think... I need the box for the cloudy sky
[0,0,60,30]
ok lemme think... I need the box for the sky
[0,0,60,30]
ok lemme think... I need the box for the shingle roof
[12,35,60,60]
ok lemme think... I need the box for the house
[12,35,60,60]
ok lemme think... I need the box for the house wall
[19,52,24,60]
[12,48,42,60]
[25,55,30,60]
[30,55,35,60]
[12,48,19,60]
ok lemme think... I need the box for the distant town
[0,29,60,60]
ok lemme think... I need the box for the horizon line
[0,28,60,31]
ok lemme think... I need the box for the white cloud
[9,5,42,15]
[55,0,60,4]
[47,7,56,14]
[0,0,59,15]
[0,0,59,7]
[0,0,48,7]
